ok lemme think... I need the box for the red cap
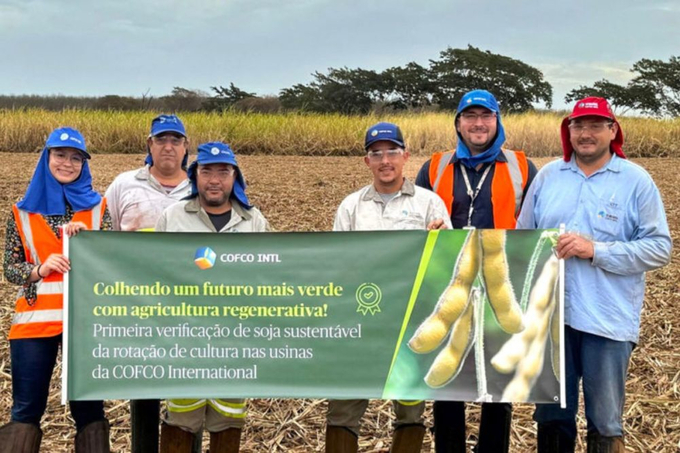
[560,97,625,161]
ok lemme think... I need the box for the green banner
[64,229,563,405]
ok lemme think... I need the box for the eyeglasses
[568,123,613,134]
[198,167,235,180]
[367,148,404,161]
[152,135,185,146]
[50,150,84,166]
[460,112,497,123]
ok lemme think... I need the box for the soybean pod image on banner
[392,228,562,404]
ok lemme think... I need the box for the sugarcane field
[0,151,676,452]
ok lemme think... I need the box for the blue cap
[364,122,405,150]
[456,90,500,115]
[149,114,186,137]
[46,127,89,158]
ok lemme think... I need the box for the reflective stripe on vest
[428,150,528,228]
[504,150,525,217]
[432,151,455,195]
[10,201,106,339]
[13,309,63,325]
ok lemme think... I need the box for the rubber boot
[587,432,625,453]
[475,402,511,453]
[132,399,161,453]
[160,423,197,453]
[209,427,242,453]
[0,422,42,453]
[390,424,426,453]
[75,420,111,453]
[537,423,575,453]
[325,426,358,453]
[432,400,466,453]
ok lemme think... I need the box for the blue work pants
[534,326,634,440]
[10,335,105,430]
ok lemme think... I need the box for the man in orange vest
[415,89,537,453]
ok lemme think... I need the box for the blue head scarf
[186,142,252,210]
[144,114,189,169]
[17,127,102,215]
[454,90,506,168]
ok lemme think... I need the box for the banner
[64,229,564,406]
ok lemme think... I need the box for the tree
[630,56,680,116]
[383,62,435,109]
[429,45,553,112]
[160,87,208,112]
[279,68,386,114]
[279,83,326,112]
[565,80,659,116]
[205,83,256,111]
[93,95,141,111]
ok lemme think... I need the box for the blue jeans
[534,326,634,439]
[10,335,105,431]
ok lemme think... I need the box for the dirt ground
[0,153,677,452]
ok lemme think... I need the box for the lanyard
[460,164,492,227]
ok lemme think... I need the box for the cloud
[634,2,680,13]
[538,62,634,87]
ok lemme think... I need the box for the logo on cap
[211,147,220,155]
[371,130,378,137]
[60,133,69,141]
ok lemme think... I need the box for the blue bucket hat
[145,114,189,168]
[364,122,405,150]
[46,127,90,158]
[187,142,251,209]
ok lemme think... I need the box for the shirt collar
[135,165,151,181]
[561,153,621,175]
[184,197,251,220]
[362,178,415,202]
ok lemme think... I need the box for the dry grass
[1,110,679,158]
[0,153,677,452]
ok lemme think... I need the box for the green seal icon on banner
[356,283,382,315]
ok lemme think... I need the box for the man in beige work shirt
[327,122,451,453]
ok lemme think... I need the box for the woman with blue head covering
[0,127,112,452]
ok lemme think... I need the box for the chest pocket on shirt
[389,212,426,230]
[592,198,623,240]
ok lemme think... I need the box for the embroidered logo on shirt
[597,210,618,222]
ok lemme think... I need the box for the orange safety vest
[428,150,529,229]
[10,200,106,340]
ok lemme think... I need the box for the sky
[1,0,678,110]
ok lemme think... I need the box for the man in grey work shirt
[326,122,451,453]
[104,114,193,453]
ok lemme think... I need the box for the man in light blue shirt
[516,97,671,453]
